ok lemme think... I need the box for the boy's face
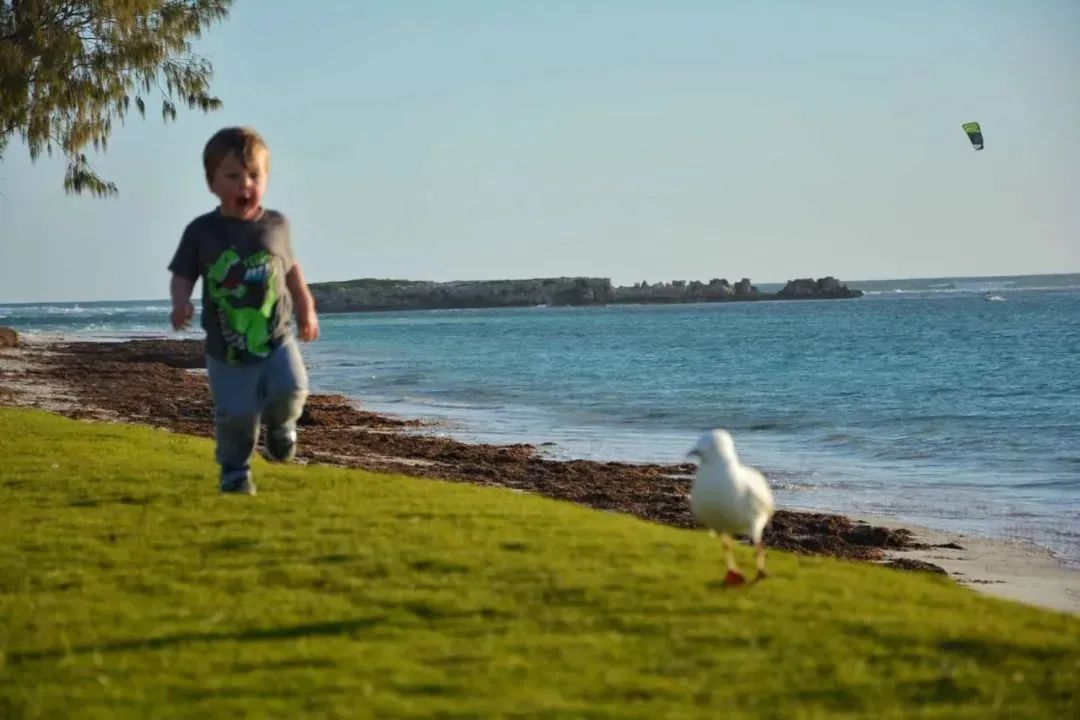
[209,150,269,220]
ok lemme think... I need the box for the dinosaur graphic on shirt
[206,248,278,363]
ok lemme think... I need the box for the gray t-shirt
[169,209,296,364]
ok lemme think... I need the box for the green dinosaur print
[206,248,279,362]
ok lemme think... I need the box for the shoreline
[1,334,1077,615]
[790,507,1080,615]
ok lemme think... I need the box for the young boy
[168,126,319,495]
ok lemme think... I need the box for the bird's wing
[738,464,775,515]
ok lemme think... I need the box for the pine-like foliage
[0,0,232,196]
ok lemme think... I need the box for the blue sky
[1,0,1078,302]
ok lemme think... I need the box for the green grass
[1,408,1077,719]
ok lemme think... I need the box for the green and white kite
[962,122,984,151]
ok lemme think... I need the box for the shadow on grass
[175,676,465,704]
[839,621,1071,665]
[7,616,384,664]
[68,493,159,508]
[936,637,1070,663]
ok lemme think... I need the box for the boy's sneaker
[219,472,257,495]
[264,427,297,463]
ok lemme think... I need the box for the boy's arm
[286,263,320,342]
[170,274,195,330]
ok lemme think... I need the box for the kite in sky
[962,122,984,151]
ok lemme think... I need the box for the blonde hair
[202,127,270,184]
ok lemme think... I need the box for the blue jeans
[205,338,309,482]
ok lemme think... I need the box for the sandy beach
[837,511,1080,615]
[2,333,1077,615]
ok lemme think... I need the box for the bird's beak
[687,449,701,460]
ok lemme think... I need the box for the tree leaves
[0,1,233,197]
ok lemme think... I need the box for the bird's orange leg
[722,533,746,586]
[753,542,768,582]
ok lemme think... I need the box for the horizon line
[1,270,1079,306]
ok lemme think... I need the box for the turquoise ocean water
[3,273,1078,565]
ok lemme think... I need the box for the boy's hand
[286,264,319,342]
[170,301,194,331]
[297,307,320,342]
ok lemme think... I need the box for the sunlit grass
[1,407,1077,719]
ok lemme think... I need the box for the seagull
[688,429,775,585]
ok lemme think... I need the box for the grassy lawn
[1,407,1077,719]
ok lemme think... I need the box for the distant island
[308,276,863,313]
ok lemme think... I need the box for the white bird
[688,429,775,585]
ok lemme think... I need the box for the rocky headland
[309,276,862,313]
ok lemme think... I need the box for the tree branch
[1,1,232,195]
